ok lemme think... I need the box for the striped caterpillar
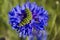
[19,9,32,26]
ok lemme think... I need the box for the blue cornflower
[8,2,48,38]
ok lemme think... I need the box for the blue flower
[28,30,47,40]
[8,2,48,38]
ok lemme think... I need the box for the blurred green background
[0,0,60,40]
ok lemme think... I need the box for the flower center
[19,8,32,26]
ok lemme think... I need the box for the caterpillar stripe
[19,9,32,26]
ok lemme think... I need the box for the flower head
[8,2,48,38]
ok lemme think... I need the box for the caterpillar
[19,8,32,26]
